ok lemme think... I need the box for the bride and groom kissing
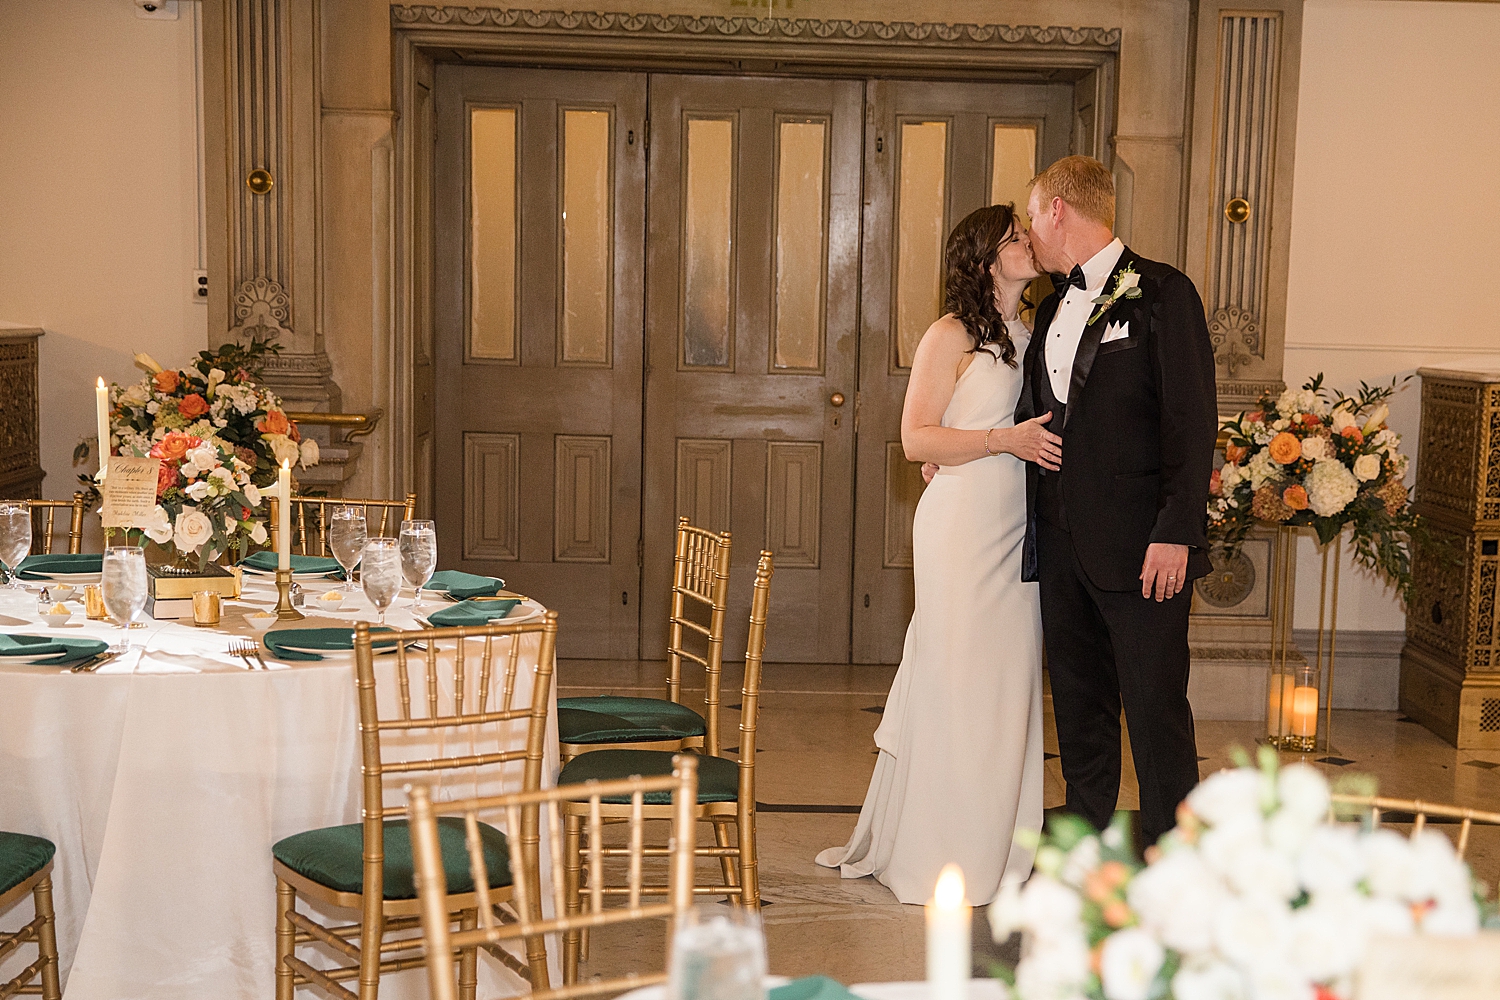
[817,155,1218,905]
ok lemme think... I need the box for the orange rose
[1283,484,1309,511]
[153,370,180,393]
[1301,412,1321,426]
[150,431,201,462]
[1209,468,1222,496]
[178,393,209,419]
[1101,900,1132,928]
[1098,861,1130,889]
[1224,443,1249,463]
[156,462,181,497]
[1340,424,1365,445]
[1268,431,1302,465]
[258,409,290,436]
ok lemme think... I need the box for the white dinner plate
[240,567,337,581]
[25,572,103,584]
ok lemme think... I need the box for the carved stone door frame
[389,5,1122,526]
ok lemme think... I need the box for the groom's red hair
[1031,156,1115,229]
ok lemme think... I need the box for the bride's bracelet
[983,428,998,456]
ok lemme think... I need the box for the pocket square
[1101,321,1130,343]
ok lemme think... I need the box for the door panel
[642,75,863,663]
[851,80,1075,663]
[434,66,647,658]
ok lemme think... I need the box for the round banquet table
[0,571,558,1000]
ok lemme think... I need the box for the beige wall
[1283,0,1500,630]
[0,1,205,500]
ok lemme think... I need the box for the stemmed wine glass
[0,502,32,589]
[329,505,368,593]
[668,905,768,1000]
[360,538,401,626]
[398,519,437,610]
[101,545,148,651]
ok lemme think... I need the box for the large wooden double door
[434,66,1073,661]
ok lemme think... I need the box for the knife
[71,650,121,673]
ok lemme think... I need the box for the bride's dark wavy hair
[943,203,1022,369]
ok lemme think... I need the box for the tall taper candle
[926,864,970,1000]
[95,378,110,481]
[277,460,292,571]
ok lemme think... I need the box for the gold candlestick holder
[275,568,305,622]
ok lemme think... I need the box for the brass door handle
[830,392,846,407]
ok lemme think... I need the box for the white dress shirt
[1045,237,1124,404]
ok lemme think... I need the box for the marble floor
[555,659,1500,986]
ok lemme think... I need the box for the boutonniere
[1088,265,1142,325]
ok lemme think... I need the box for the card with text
[1357,934,1500,999]
[100,456,163,529]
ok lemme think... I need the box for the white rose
[1246,960,1314,1000]
[1016,933,1091,1000]
[1299,436,1328,461]
[1330,408,1356,433]
[266,434,300,467]
[989,882,1026,942]
[1421,896,1480,936]
[1060,836,1100,888]
[1305,458,1359,517]
[1276,764,1330,826]
[173,509,214,553]
[1212,895,1293,968]
[1288,893,1368,982]
[182,444,220,478]
[1128,848,1223,953]
[1186,768,1269,828]
[1172,958,1247,1000]
[1362,829,1416,900]
[120,382,151,407]
[1405,831,1473,906]
[1219,463,1244,491]
[1099,929,1164,1000]
[185,480,212,502]
[243,483,262,507]
[1296,826,1365,897]
[299,437,320,468]
[141,505,174,544]
[1353,454,1380,482]
[1020,875,1084,940]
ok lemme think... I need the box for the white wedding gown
[816,328,1044,905]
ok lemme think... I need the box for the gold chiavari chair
[555,551,774,983]
[0,832,62,1000]
[0,495,86,555]
[1331,793,1500,881]
[407,756,699,1000]
[557,517,732,762]
[268,493,418,557]
[272,613,558,1000]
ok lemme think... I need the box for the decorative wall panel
[883,442,925,568]
[554,435,611,562]
[1204,12,1280,382]
[674,438,731,534]
[765,441,822,567]
[463,432,520,561]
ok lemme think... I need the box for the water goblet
[360,538,402,626]
[329,505,368,593]
[0,502,32,589]
[398,519,437,610]
[101,545,149,652]
[668,905,767,1000]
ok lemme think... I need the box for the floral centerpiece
[1207,376,1418,598]
[82,344,318,568]
[991,749,1494,1000]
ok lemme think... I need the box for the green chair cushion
[557,749,740,804]
[557,696,707,746]
[0,832,55,896]
[273,818,511,900]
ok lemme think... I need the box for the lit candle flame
[933,864,965,908]
[97,377,105,389]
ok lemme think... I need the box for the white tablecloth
[618,980,1012,1000]
[0,574,558,1000]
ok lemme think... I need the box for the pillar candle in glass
[926,864,970,1000]
[1289,665,1319,752]
[1267,671,1296,745]
[95,378,110,481]
[277,460,291,571]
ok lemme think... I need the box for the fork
[228,638,263,670]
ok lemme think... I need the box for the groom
[1016,156,1217,846]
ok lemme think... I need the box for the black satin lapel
[1064,248,1137,428]
[1019,296,1059,422]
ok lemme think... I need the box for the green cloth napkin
[0,634,110,665]
[240,551,344,575]
[771,978,861,1000]
[14,554,103,580]
[427,599,520,629]
[424,570,506,600]
[263,626,399,662]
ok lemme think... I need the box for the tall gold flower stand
[1265,524,1343,754]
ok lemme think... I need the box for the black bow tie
[1052,265,1087,296]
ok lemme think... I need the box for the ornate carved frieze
[228,276,291,343]
[1195,546,1257,608]
[390,6,1121,50]
[1207,306,1261,381]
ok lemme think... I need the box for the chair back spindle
[268,493,418,557]
[666,517,732,752]
[3,495,86,555]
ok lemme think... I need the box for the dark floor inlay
[719,897,774,907]
[727,703,742,711]
[861,706,885,714]
[1044,753,1060,761]
[1396,715,1421,724]
[1463,759,1500,770]
[1197,756,1209,762]
[756,802,862,814]
[722,747,739,754]
[1316,756,1356,766]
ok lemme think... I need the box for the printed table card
[99,456,163,529]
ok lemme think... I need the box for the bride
[816,204,1061,905]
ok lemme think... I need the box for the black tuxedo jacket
[1017,246,1217,591]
